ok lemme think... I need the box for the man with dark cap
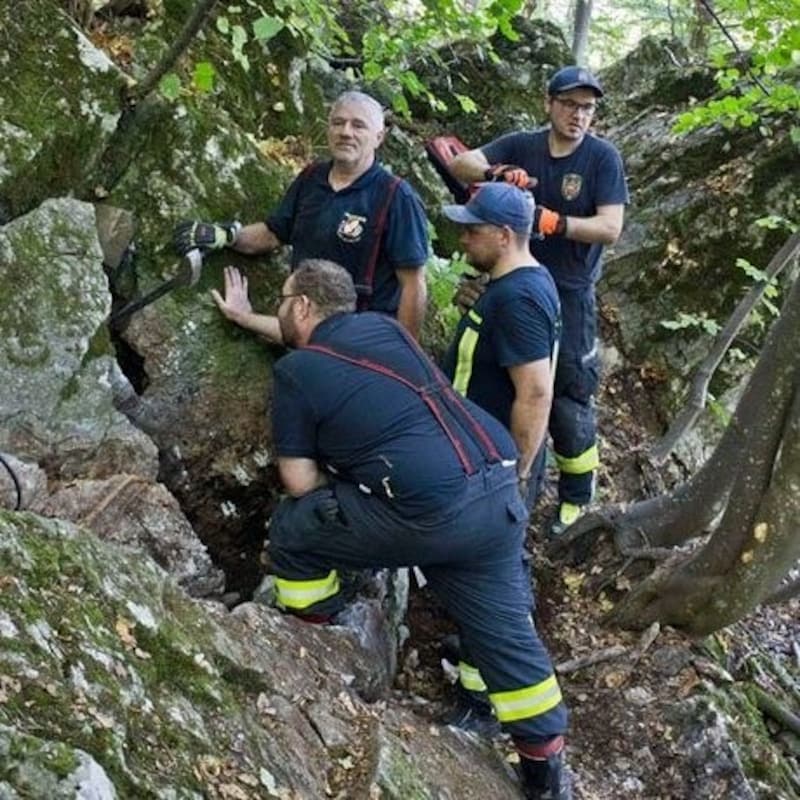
[449,66,629,536]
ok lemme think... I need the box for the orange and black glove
[484,164,531,190]
[534,207,567,236]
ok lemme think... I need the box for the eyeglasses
[554,97,597,116]
[277,291,304,310]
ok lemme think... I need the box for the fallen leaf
[115,617,136,648]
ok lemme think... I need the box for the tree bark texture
[129,0,219,104]
[607,274,800,634]
[650,231,800,464]
[570,0,592,66]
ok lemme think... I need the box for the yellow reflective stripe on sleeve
[458,661,488,693]
[554,444,599,475]
[489,675,563,722]
[274,570,340,610]
[452,311,482,396]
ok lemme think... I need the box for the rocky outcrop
[0,197,222,598]
[0,0,126,221]
[0,511,522,798]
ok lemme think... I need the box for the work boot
[441,686,502,740]
[548,502,582,539]
[518,737,572,800]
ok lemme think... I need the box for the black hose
[0,453,22,511]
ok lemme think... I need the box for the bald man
[173,91,429,337]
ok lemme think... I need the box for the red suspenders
[302,323,501,475]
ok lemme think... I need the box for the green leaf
[253,15,284,41]
[232,24,248,50]
[193,61,216,93]
[158,73,181,101]
[216,16,229,34]
[391,93,410,117]
[454,93,477,113]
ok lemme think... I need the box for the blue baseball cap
[548,66,604,98]
[442,183,534,234]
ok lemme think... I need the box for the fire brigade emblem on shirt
[561,173,583,201]
[337,212,367,242]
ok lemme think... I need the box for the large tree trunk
[606,274,800,634]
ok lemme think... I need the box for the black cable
[0,453,22,511]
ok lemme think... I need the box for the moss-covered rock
[412,16,571,146]
[0,511,525,798]
[0,0,127,221]
[0,198,157,480]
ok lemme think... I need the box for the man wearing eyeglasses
[212,258,571,800]
[449,66,629,537]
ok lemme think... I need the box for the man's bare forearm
[232,222,282,255]
[396,267,427,339]
[450,150,491,183]
[510,394,550,479]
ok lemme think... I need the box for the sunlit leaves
[673,0,800,137]
[158,72,181,100]
[252,15,284,42]
[193,61,216,92]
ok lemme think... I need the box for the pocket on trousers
[506,497,529,524]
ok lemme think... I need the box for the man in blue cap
[441,183,561,510]
[449,66,629,537]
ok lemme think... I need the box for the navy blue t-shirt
[266,161,429,313]
[272,313,516,517]
[442,266,560,429]
[482,130,628,291]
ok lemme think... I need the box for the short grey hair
[329,91,385,131]
[291,259,357,317]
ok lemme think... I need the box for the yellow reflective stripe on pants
[274,570,340,610]
[554,444,599,475]
[452,310,482,396]
[489,675,563,723]
[459,661,488,693]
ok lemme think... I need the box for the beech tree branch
[127,0,219,105]
[651,231,800,464]
[697,0,770,95]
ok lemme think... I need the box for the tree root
[555,622,661,675]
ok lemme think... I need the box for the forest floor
[399,357,800,800]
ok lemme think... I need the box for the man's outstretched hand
[211,266,252,323]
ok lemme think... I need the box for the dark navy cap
[442,183,534,234]
[548,66,604,98]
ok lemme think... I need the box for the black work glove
[313,489,341,525]
[172,220,241,256]
[484,164,532,189]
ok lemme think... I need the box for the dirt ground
[399,362,800,799]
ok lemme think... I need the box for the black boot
[441,686,502,740]
[518,738,572,800]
